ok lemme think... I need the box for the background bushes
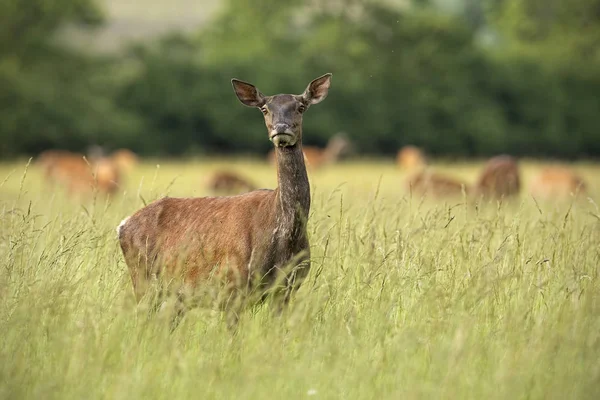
[2,0,600,159]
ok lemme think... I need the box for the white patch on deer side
[116,216,130,238]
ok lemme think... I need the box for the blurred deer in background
[267,132,350,169]
[475,155,521,200]
[396,145,427,171]
[530,166,587,200]
[302,133,351,168]
[406,169,469,199]
[37,149,120,198]
[205,170,257,194]
[36,149,73,182]
[111,148,139,173]
[118,73,332,329]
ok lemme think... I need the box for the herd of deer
[397,145,587,201]
[35,74,589,330]
[207,133,352,194]
[209,142,587,201]
[37,137,351,199]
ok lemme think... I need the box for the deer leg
[225,309,240,333]
[169,292,188,333]
[128,252,168,321]
[276,258,311,316]
[220,287,244,333]
[129,267,150,304]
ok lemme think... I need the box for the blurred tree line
[2,0,600,159]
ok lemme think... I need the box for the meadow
[1,158,599,399]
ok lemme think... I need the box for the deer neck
[274,142,311,233]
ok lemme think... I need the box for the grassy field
[1,158,599,399]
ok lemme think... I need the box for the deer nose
[272,124,292,135]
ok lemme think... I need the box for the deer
[396,145,427,171]
[111,148,139,173]
[530,166,587,200]
[205,170,257,194]
[117,73,332,329]
[36,149,73,182]
[474,155,521,200]
[267,132,350,169]
[302,133,351,168]
[37,150,120,198]
[406,169,470,199]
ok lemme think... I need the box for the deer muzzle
[270,124,296,147]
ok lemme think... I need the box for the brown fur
[530,166,587,200]
[118,74,332,328]
[475,155,521,199]
[36,149,73,181]
[37,150,120,197]
[206,170,257,194]
[111,148,139,173]
[406,169,469,199]
[396,146,427,171]
[302,134,350,168]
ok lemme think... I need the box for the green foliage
[111,0,600,157]
[0,52,141,157]
[114,2,509,156]
[488,0,600,63]
[0,0,103,59]
[1,0,600,158]
[484,54,600,158]
[0,0,139,158]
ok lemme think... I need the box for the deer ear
[302,73,332,105]
[231,79,266,107]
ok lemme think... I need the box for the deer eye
[298,104,306,113]
[260,106,268,114]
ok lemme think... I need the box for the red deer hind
[396,145,427,171]
[111,148,139,173]
[406,169,470,199]
[530,166,587,200]
[37,150,120,198]
[475,155,521,200]
[206,170,257,194]
[302,133,351,168]
[117,73,332,329]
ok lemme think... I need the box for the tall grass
[1,159,599,399]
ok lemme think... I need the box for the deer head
[231,73,332,148]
